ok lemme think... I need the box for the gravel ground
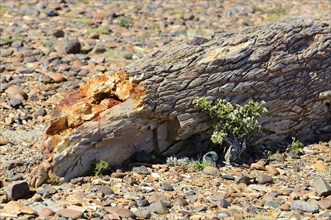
[0,0,330,219]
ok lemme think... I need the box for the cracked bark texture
[28,17,331,185]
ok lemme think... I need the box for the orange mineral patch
[45,70,143,137]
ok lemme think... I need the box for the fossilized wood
[28,17,331,186]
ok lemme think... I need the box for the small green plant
[193,161,212,171]
[253,6,286,21]
[79,0,90,3]
[289,137,304,154]
[86,28,109,34]
[194,97,267,164]
[0,3,8,16]
[119,16,133,28]
[94,160,109,176]
[267,153,276,161]
[0,36,25,46]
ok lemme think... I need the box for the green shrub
[86,28,109,34]
[119,16,133,28]
[193,161,212,171]
[289,137,304,154]
[0,36,25,46]
[68,18,91,24]
[194,97,267,164]
[94,160,109,176]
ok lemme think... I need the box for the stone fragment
[47,73,66,83]
[132,166,150,175]
[317,198,331,210]
[36,185,57,196]
[24,56,37,63]
[237,175,251,185]
[149,201,169,214]
[220,198,231,208]
[266,165,280,175]
[6,181,30,200]
[173,197,188,206]
[38,207,55,218]
[134,209,151,219]
[6,85,27,100]
[0,83,9,93]
[11,40,23,48]
[1,201,37,217]
[222,175,235,180]
[107,207,135,218]
[250,161,266,170]
[124,53,133,60]
[202,166,220,176]
[313,177,331,197]
[291,200,319,213]
[0,135,9,145]
[27,162,50,188]
[44,8,59,17]
[95,185,113,195]
[52,29,65,38]
[218,212,230,218]
[257,174,273,184]
[65,39,81,54]
[57,207,84,219]
[161,182,174,191]
[9,97,23,107]
[5,172,23,181]
[248,184,269,192]
[111,172,126,178]
[148,193,168,203]
[0,48,13,57]
[137,199,150,207]
[18,67,34,74]
[89,32,99,39]
[92,45,106,54]
[279,203,290,211]
[34,109,47,117]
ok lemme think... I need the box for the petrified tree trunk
[28,17,331,186]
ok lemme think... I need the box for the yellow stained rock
[266,165,280,175]
[312,161,327,171]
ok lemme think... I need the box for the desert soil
[0,0,330,219]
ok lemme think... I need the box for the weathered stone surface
[291,200,319,213]
[202,166,220,176]
[38,207,55,218]
[28,17,331,183]
[65,39,81,54]
[257,174,273,184]
[0,135,9,145]
[266,165,280,176]
[313,177,331,197]
[173,197,188,206]
[6,181,30,200]
[57,206,85,219]
[317,198,331,210]
[149,201,169,214]
[106,207,136,218]
[161,182,174,191]
[0,201,37,217]
[134,209,151,219]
